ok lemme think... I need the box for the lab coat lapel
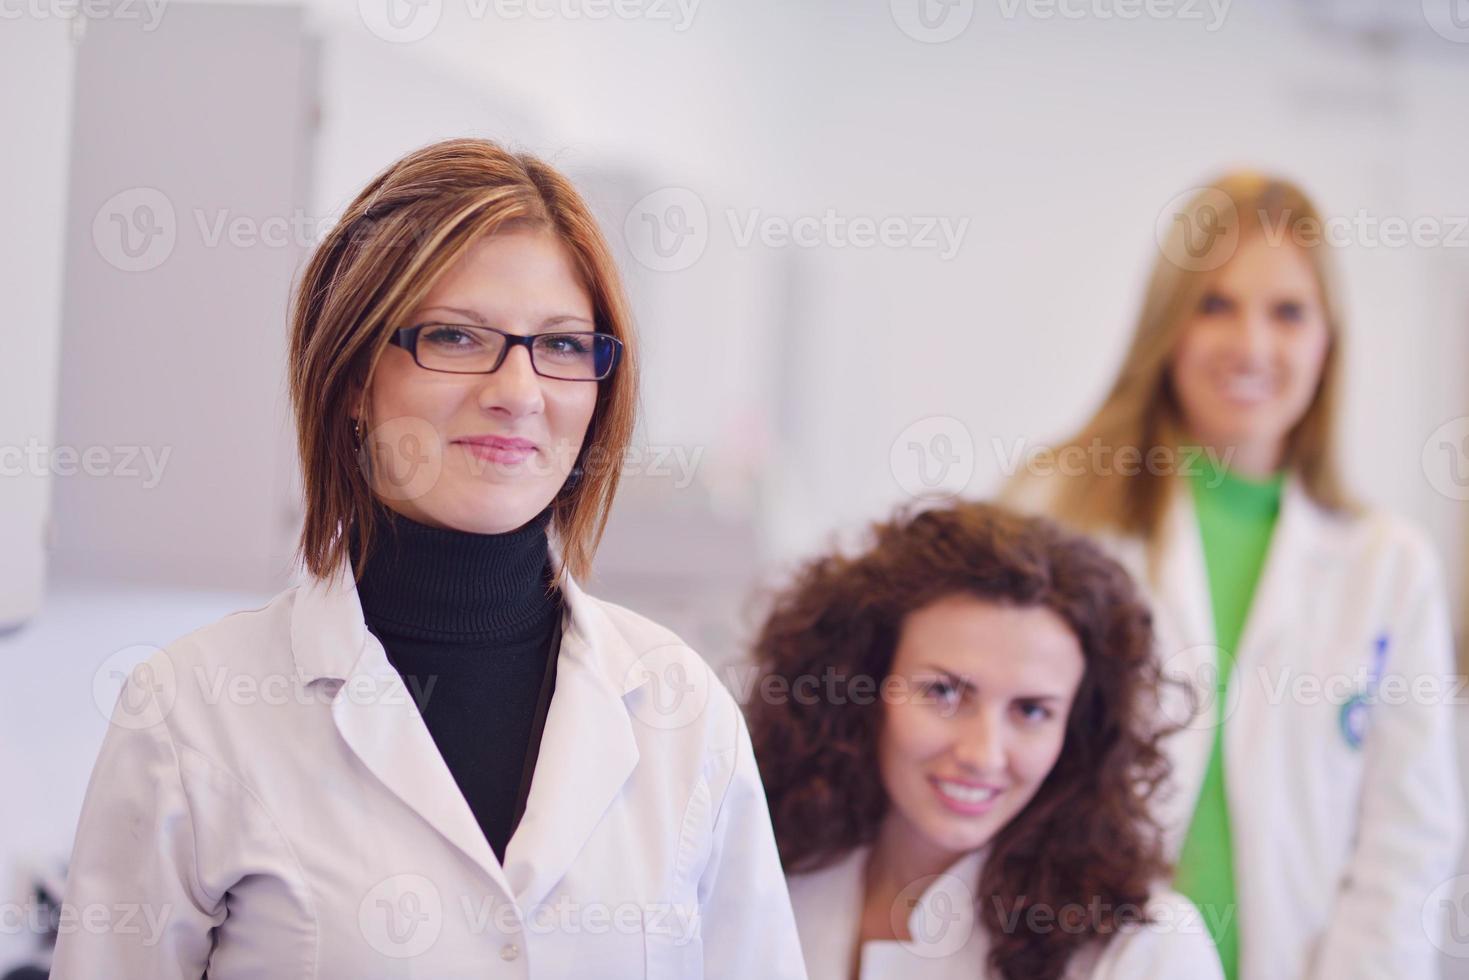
[1231,475,1320,670]
[790,848,866,979]
[1150,475,1327,852]
[1154,485,1216,656]
[1151,485,1223,847]
[290,563,516,898]
[501,570,643,910]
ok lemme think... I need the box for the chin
[919,811,999,857]
[435,490,552,534]
[1197,415,1278,448]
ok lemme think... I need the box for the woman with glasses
[1007,173,1462,979]
[53,138,807,979]
[748,501,1223,980]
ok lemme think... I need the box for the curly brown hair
[747,500,1176,980]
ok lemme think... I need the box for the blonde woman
[53,138,806,979]
[1007,173,1462,979]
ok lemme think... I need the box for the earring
[352,417,375,484]
[562,463,584,493]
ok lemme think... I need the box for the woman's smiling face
[877,594,1085,865]
[356,227,600,534]
[1170,234,1331,476]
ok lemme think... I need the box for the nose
[1233,306,1274,364]
[478,344,545,418]
[951,704,1007,776]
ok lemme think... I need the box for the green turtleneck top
[1173,460,1285,980]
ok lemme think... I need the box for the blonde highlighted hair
[287,138,639,583]
[1012,172,1352,548]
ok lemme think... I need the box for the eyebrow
[918,665,1066,701]
[920,666,973,690]
[418,305,595,330]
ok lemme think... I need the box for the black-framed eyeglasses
[389,323,623,382]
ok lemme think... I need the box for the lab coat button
[500,942,520,961]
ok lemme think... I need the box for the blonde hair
[288,138,639,584]
[1014,172,1351,546]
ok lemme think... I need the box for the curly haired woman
[748,501,1223,980]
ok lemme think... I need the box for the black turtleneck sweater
[349,505,562,863]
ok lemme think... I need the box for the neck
[866,812,969,897]
[1197,437,1284,481]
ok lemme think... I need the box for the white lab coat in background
[1012,474,1464,979]
[52,560,808,979]
[787,844,1224,979]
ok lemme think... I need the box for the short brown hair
[748,501,1174,980]
[287,138,639,583]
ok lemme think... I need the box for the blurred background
[3,0,1469,973]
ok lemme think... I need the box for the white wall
[290,0,1469,626]
[732,4,1469,582]
[50,4,315,592]
[41,0,1464,612]
[0,16,74,629]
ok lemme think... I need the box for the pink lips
[455,435,537,465]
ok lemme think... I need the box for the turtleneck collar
[349,504,558,643]
[1187,454,1286,519]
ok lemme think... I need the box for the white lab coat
[1011,474,1464,979]
[52,559,808,979]
[787,844,1224,979]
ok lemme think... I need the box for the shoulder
[588,591,696,653]
[999,468,1065,517]
[1353,504,1439,569]
[570,587,772,847]
[144,584,304,698]
[109,583,309,755]
[572,587,746,757]
[785,845,865,906]
[785,846,867,968]
[87,584,315,844]
[1001,470,1145,561]
[1090,888,1223,979]
[1310,496,1445,592]
[162,587,299,673]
